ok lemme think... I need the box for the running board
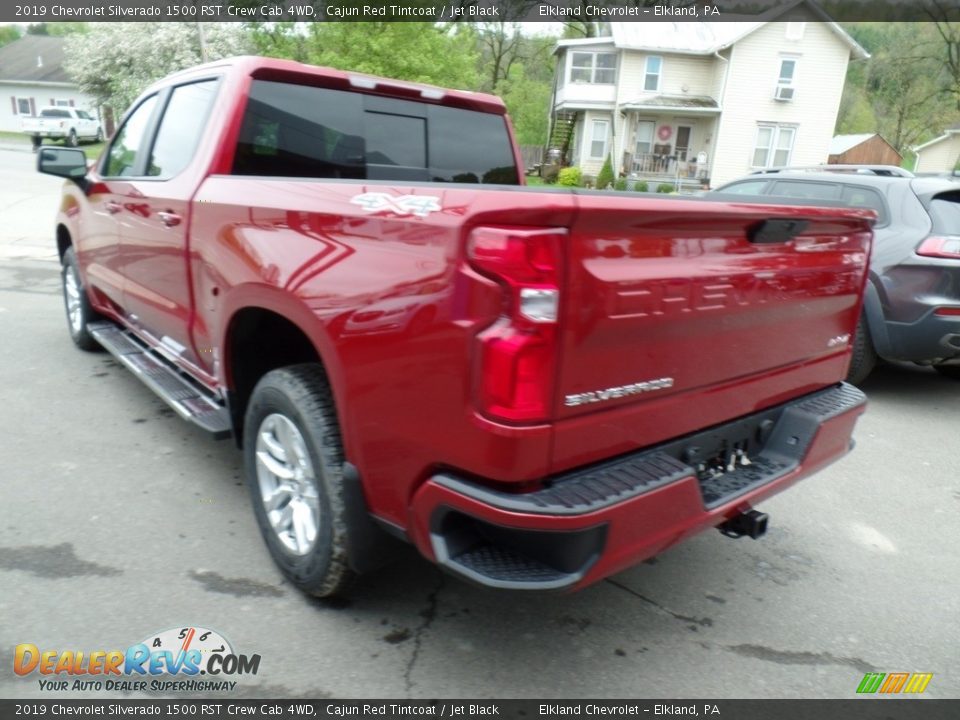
[88,321,232,439]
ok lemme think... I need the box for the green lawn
[0,130,105,160]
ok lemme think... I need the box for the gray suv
[713,169,960,383]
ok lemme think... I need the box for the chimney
[37,55,43,68]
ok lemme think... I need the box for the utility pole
[197,22,209,62]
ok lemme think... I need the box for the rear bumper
[408,383,866,591]
[883,310,960,362]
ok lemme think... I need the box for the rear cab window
[232,79,519,185]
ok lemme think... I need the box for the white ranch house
[549,1,868,189]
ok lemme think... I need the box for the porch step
[89,321,232,439]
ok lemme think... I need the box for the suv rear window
[233,79,519,185]
[927,192,960,234]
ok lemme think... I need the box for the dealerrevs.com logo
[14,626,261,693]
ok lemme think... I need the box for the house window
[644,56,662,92]
[753,124,796,168]
[589,119,609,159]
[15,98,32,115]
[570,52,616,84]
[786,22,806,40]
[54,99,71,107]
[775,58,798,101]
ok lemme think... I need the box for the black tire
[934,364,960,380]
[31,135,41,151]
[61,247,103,352]
[243,364,356,598]
[847,314,877,385]
[66,129,78,147]
[95,128,103,143]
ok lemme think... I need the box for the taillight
[468,226,565,423]
[917,235,960,259]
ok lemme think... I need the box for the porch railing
[628,152,710,180]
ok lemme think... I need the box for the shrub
[557,167,582,187]
[614,177,628,191]
[596,155,615,190]
[656,183,675,194]
[634,180,649,192]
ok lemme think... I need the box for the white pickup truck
[21,107,102,149]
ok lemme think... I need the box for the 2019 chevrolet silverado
[39,57,873,597]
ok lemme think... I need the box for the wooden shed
[827,133,902,166]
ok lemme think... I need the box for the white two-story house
[550,1,868,188]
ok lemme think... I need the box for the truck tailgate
[553,195,872,445]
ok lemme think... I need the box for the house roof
[914,128,960,153]
[556,0,869,61]
[0,35,72,84]
[621,94,720,110]
[828,133,878,155]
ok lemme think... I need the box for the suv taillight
[468,226,565,423]
[917,235,960,259]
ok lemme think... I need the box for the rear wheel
[61,247,102,351]
[243,365,355,598]
[66,129,78,147]
[847,314,877,385]
[934,364,960,380]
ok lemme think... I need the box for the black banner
[1,700,959,720]
[2,0,960,24]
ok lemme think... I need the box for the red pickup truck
[39,56,872,597]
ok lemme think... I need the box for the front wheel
[243,365,356,598]
[934,364,960,380]
[94,128,103,143]
[61,247,102,351]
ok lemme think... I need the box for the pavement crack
[606,578,713,628]
[403,572,444,697]
[726,643,877,673]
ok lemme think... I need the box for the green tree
[65,23,250,116]
[0,26,20,49]
[497,64,551,146]
[839,23,952,152]
[596,155,614,189]
[252,22,479,90]
[26,22,89,36]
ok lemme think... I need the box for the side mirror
[37,146,88,180]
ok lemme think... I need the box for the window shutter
[69,99,75,107]
[10,97,16,115]
[50,98,55,105]
[29,98,36,115]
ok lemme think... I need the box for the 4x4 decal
[350,192,441,218]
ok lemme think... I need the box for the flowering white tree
[65,23,251,121]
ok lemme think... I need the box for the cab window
[103,95,159,177]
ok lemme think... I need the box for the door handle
[157,210,182,228]
[105,200,122,214]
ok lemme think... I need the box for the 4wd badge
[350,192,441,218]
